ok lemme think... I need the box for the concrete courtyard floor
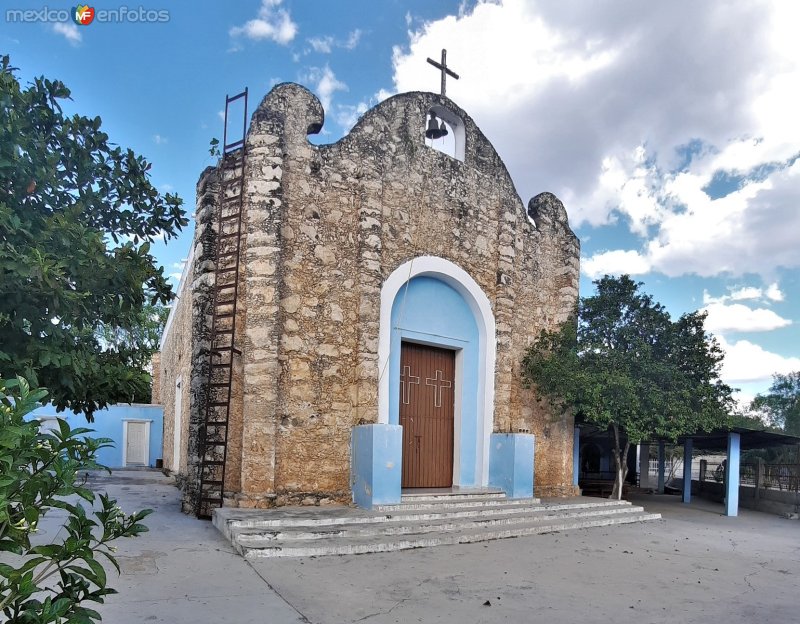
[74,470,799,624]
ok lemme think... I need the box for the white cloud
[303,66,347,112]
[375,88,394,103]
[335,101,369,130]
[306,29,362,55]
[153,134,167,145]
[308,36,333,53]
[729,287,763,302]
[230,0,297,45]
[701,302,792,334]
[702,284,783,305]
[52,23,81,45]
[766,283,785,302]
[389,0,800,279]
[642,159,800,277]
[582,249,650,279]
[717,335,800,384]
[344,29,362,50]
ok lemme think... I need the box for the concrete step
[220,499,633,534]
[401,490,506,503]
[375,496,540,512]
[237,510,662,558]
[233,505,651,543]
[398,491,507,503]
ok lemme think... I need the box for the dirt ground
[72,471,799,624]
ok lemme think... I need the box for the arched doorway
[378,257,496,488]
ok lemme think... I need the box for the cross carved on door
[426,369,452,408]
[400,365,420,405]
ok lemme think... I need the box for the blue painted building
[28,404,164,469]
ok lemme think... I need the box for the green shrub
[0,376,152,623]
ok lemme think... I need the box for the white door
[173,377,182,472]
[125,421,149,466]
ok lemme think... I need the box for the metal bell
[425,112,445,140]
[438,120,449,138]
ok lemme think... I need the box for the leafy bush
[0,377,152,623]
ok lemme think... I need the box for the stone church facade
[155,83,580,513]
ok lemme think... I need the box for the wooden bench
[579,479,629,499]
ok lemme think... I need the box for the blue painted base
[351,424,402,509]
[488,433,535,499]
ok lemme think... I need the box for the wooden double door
[399,342,456,488]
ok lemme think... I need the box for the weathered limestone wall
[156,256,194,476]
[150,353,161,404]
[230,85,580,505]
[518,193,581,496]
[182,167,220,513]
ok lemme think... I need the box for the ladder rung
[219,232,240,240]
[216,267,238,274]
[226,91,247,103]
[209,382,231,388]
[211,362,232,368]
[201,460,225,466]
[220,213,241,222]
[215,312,235,319]
[207,401,230,407]
[216,283,236,290]
[200,497,223,504]
[214,328,234,335]
[202,480,224,487]
[205,421,229,426]
[218,251,239,259]
[210,346,242,356]
[224,139,245,151]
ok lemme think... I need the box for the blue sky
[3,0,799,406]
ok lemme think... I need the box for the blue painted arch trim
[389,276,480,486]
[378,256,497,487]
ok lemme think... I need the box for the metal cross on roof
[426,49,459,97]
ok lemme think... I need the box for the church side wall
[182,167,220,513]
[156,255,194,477]
[231,87,579,505]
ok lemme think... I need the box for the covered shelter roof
[673,428,800,452]
[576,420,800,452]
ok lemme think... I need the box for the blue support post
[350,424,402,509]
[657,441,665,494]
[573,427,580,487]
[682,438,693,504]
[489,433,535,499]
[725,432,741,517]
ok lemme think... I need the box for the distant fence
[702,461,799,493]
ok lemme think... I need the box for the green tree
[751,372,800,436]
[522,275,734,499]
[0,377,152,622]
[96,303,170,402]
[0,56,186,419]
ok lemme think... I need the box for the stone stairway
[212,492,661,558]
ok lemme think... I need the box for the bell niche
[424,105,465,162]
